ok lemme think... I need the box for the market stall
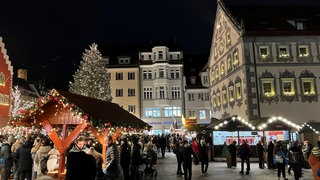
[299,121,320,145]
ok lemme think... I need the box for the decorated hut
[12,89,149,179]
[299,121,320,145]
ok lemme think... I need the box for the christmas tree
[69,43,112,102]
[10,86,34,118]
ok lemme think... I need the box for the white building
[139,46,184,133]
[208,0,320,141]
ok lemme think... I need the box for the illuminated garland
[301,123,319,134]
[214,116,256,130]
[257,116,302,131]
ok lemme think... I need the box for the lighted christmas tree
[69,43,112,102]
[10,86,34,118]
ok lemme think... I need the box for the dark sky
[0,0,316,90]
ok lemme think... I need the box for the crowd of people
[228,139,320,180]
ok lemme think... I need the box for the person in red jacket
[191,138,199,155]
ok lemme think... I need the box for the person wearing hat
[0,135,15,180]
[309,141,320,180]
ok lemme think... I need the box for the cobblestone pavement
[132,152,313,180]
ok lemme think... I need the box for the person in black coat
[267,140,275,169]
[159,134,167,158]
[120,138,131,180]
[131,138,142,180]
[17,135,34,180]
[0,135,15,180]
[66,137,96,180]
[182,140,198,180]
[198,139,208,174]
[256,140,265,169]
[228,141,237,167]
[173,141,183,175]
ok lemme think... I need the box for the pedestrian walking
[173,141,184,176]
[182,140,198,180]
[198,139,208,174]
[238,139,251,175]
[288,141,303,180]
[273,144,288,180]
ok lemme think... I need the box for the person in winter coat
[103,135,120,180]
[256,140,265,169]
[66,137,96,180]
[46,148,60,172]
[173,141,184,175]
[31,137,41,179]
[273,144,288,180]
[16,135,34,180]
[267,140,275,169]
[131,137,142,180]
[288,141,303,180]
[0,135,15,180]
[308,141,320,180]
[34,138,52,178]
[228,141,237,167]
[120,138,131,180]
[86,146,104,180]
[198,139,208,174]
[182,140,198,180]
[238,140,252,175]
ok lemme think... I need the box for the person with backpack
[238,139,252,175]
[274,144,288,180]
[289,141,303,180]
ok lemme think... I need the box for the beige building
[208,0,320,142]
[103,56,141,118]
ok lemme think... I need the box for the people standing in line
[288,141,303,180]
[228,141,237,167]
[16,135,34,180]
[173,141,184,176]
[103,135,120,180]
[237,139,251,175]
[182,140,198,180]
[131,137,142,180]
[308,141,320,180]
[66,137,96,180]
[273,144,288,180]
[0,135,15,180]
[120,138,131,180]
[267,140,275,169]
[257,140,265,169]
[198,139,209,174]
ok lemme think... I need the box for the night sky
[0,0,316,90]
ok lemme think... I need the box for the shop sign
[268,131,284,135]
[185,119,197,125]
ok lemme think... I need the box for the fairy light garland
[301,123,319,134]
[214,116,256,130]
[257,116,302,130]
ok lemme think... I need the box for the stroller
[140,150,158,177]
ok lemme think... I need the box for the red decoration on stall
[54,97,59,101]
[20,109,25,114]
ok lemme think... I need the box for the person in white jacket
[46,148,60,172]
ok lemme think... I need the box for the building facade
[139,46,184,133]
[208,1,320,128]
[0,37,13,126]
[104,56,141,118]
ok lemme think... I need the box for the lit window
[222,90,227,104]
[211,70,215,83]
[217,93,221,106]
[0,93,9,105]
[233,51,239,65]
[165,107,181,117]
[227,56,232,70]
[226,31,231,45]
[189,111,196,119]
[0,73,5,85]
[299,45,309,57]
[279,47,289,58]
[199,110,206,119]
[282,80,294,96]
[215,67,219,79]
[188,93,195,101]
[212,95,217,107]
[259,47,269,58]
[236,83,242,99]
[301,78,315,95]
[220,63,225,75]
[229,86,234,102]
[144,107,160,117]
[262,80,275,97]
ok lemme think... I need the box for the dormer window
[259,47,269,58]
[296,22,305,30]
[299,45,309,57]
[159,51,163,59]
[279,46,290,58]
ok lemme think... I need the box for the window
[170,70,175,79]
[143,87,152,99]
[143,70,152,79]
[171,87,181,99]
[128,105,136,113]
[159,86,165,99]
[170,54,173,60]
[203,76,209,85]
[259,47,269,58]
[227,56,232,70]
[282,80,294,96]
[116,73,123,80]
[212,95,217,107]
[301,78,315,95]
[222,90,227,104]
[128,89,135,97]
[236,83,242,99]
[141,55,144,60]
[116,89,123,97]
[220,63,225,75]
[226,31,231,45]
[175,70,180,79]
[159,51,163,59]
[128,72,135,80]
[188,93,195,101]
[0,73,5,85]
[211,70,215,84]
[279,46,289,58]
[233,51,239,66]
[199,110,206,119]
[229,86,234,102]
[215,67,219,79]
[189,111,195,119]
[262,80,275,97]
[144,107,160,117]
[0,93,9,105]
[299,45,309,57]
[159,68,165,78]
[205,93,210,101]
[148,55,152,60]
[217,93,221,106]
[165,107,181,117]
[296,22,305,30]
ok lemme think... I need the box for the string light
[257,116,302,130]
[214,116,255,130]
